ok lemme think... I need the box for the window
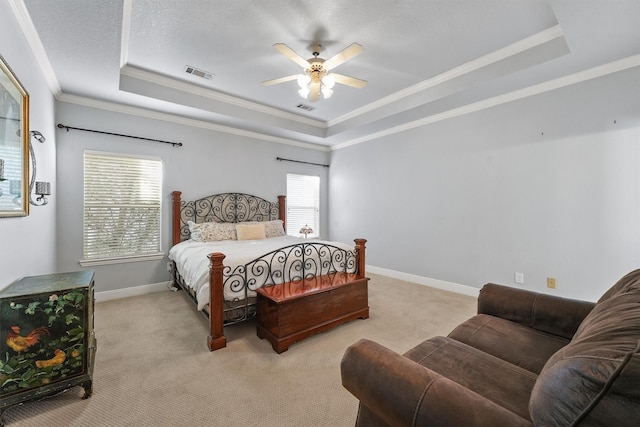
[286,173,320,238]
[81,151,163,265]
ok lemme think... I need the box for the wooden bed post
[207,252,227,351]
[278,195,286,232]
[172,191,182,246]
[354,239,367,278]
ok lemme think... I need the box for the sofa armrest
[478,283,595,339]
[341,339,531,427]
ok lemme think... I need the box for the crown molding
[120,0,132,68]
[328,25,565,128]
[332,54,640,151]
[118,0,325,131]
[119,65,327,129]
[58,53,640,154]
[56,93,330,152]
[8,0,62,97]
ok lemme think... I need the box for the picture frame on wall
[0,54,29,217]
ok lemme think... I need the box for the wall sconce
[34,181,50,205]
[299,224,313,238]
[28,130,52,206]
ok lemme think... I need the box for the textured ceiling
[13,0,640,149]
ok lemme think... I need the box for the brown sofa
[341,269,640,426]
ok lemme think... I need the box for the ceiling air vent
[296,103,315,111]
[184,65,213,80]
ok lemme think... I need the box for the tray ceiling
[12,0,640,149]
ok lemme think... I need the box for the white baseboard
[366,265,480,298]
[95,281,172,302]
[94,268,480,302]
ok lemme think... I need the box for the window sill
[79,253,166,267]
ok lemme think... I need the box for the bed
[169,191,368,351]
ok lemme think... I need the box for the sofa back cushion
[529,275,640,425]
[597,268,640,303]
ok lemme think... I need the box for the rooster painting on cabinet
[0,271,95,424]
[1,289,86,390]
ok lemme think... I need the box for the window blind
[286,174,320,238]
[83,151,162,261]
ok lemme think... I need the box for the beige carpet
[3,273,476,427]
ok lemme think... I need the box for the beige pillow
[244,220,286,238]
[236,223,266,240]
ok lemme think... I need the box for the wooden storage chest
[256,272,369,353]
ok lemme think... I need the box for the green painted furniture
[0,270,96,425]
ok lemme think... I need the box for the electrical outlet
[547,277,556,289]
[514,272,524,284]
[167,262,172,272]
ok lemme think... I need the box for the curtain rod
[276,157,329,167]
[57,123,183,147]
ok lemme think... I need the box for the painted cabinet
[0,270,95,425]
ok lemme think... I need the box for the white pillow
[236,223,266,240]
[188,221,237,242]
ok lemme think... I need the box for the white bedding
[168,236,355,311]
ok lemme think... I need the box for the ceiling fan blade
[323,43,364,70]
[331,73,368,88]
[273,43,310,69]
[262,75,300,86]
[309,81,321,102]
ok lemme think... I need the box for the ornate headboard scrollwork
[172,191,286,245]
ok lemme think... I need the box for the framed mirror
[0,54,29,217]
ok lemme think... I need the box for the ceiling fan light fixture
[298,73,334,100]
[265,42,366,102]
[298,86,310,98]
[321,74,335,89]
[297,74,311,88]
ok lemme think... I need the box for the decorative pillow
[597,268,640,303]
[236,223,266,240]
[188,221,237,242]
[529,282,640,425]
[187,221,203,241]
[263,220,286,238]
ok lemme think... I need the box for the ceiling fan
[262,42,367,101]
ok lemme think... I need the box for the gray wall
[0,2,57,289]
[329,67,640,302]
[4,0,639,304]
[55,102,329,293]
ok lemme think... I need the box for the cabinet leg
[81,380,93,399]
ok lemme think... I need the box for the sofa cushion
[449,314,570,374]
[530,283,640,426]
[478,284,594,339]
[403,336,537,420]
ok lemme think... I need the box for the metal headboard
[173,192,284,243]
